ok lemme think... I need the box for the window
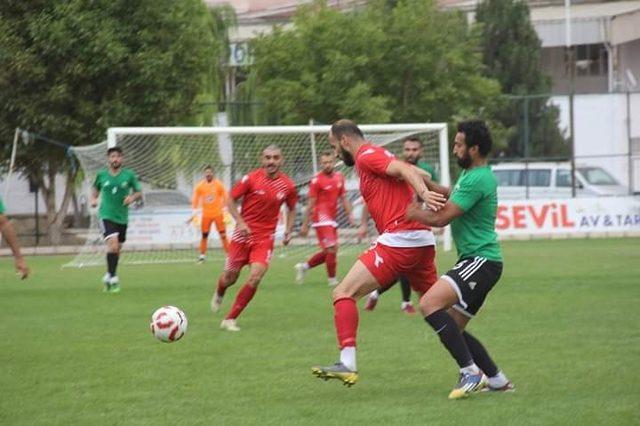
[494,170,522,187]
[524,170,551,187]
[565,44,608,77]
[577,167,619,185]
[556,169,572,187]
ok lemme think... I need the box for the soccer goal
[64,123,451,268]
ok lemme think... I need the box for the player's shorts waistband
[311,221,338,228]
[376,230,435,248]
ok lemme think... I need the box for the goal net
[64,123,450,268]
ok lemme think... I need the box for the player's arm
[299,195,315,237]
[90,187,99,208]
[226,196,249,235]
[406,201,463,227]
[0,214,29,279]
[282,187,298,245]
[123,173,143,206]
[385,160,446,210]
[357,203,369,239]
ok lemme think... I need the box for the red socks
[307,251,326,268]
[225,284,257,320]
[325,252,337,279]
[334,297,358,348]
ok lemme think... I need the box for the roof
[530,0,640,21]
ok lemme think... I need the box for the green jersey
[449,165,502,262]
[0,196,4,214]
[417,161,438,183]
[93,168,141,224]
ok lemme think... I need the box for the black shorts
[442,257,503,318]
[100,219,127,243]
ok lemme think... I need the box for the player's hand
[185,215,196,225]
[15,257,29,280]
[299,224,309,238]
[348,215,356,227]
[421,189,446,211]
[123,195,134,206]
[357,224,368,240]
[90,198,98,208]
[283,231,292,246]
[236,220,250,237]
[406,202,425,222]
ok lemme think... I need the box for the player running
[311,120,445,386]
[362,136,439,314]
[295,151,354,287]
[191,165,229,262]
[90,146,142,293]
[0,195,30,279]
[407,120,514,399]
[211,145,297,332]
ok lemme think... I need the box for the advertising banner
[496,196,640,236]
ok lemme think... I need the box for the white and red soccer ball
[150,306,188,343]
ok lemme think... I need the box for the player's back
[232,168,297,237]
[356,144,432,245]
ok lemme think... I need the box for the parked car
[491,162,629,199]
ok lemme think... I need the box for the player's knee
[324,246,337,254]
[202,232,209,239]
[246,273,263,288]
[419,293,438,316]
[223,271,238,286]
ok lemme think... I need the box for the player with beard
[211,145,298,332]
[91,147,142,292]
[311,120,446,386]
[191,165,229,261]
[362,136,439,314]
[295,151,354,287]
[407,120,514,399]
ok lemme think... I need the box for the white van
[491,162,629,199]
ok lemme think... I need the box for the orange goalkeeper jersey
[192,179,227,217]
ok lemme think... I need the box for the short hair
[107,146,123,155]
[204,164,213,171]
[262,144,282,155]
[403,136,423,147]
[457,120,492,157]
[320,150,334,158]
[331,119,364,140]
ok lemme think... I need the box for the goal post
[66,123,451,268]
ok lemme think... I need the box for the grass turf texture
[1,238,639,425]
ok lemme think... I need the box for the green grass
[1,238,639,425]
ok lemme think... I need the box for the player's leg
[311,260,380,385]
[220,238,273,331]
[399,276,415,314]
[212,237,248,313]
[295,226,330,284]
[324,244,338,287]
[199,216,213,262]
[213,215,229,252]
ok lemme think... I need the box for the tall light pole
[566,0,577,197]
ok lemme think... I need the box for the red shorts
[201,215,225,234]
[314,225,338,249]
[225,234,275,271]
[359,242,437,295]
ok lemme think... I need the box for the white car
[492,162,629,199]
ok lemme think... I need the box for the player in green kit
[91,147,142,292]
[0,196,30,279]
[407,120,514,399]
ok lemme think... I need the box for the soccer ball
[150,306,188,343]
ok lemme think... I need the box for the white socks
[302,262,310,270]
[460,363,481,375]
[487,371,509,388]
[340,346,357,371]
[368,290,379,300]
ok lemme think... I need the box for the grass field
[1,238,639,425]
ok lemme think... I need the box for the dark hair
[107,146,123,155]
[204,164,213,171]
[457,120,492,157]
[320,150,334,158]
[403,136,423,147]
[331,119,364,140]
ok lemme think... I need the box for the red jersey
[309,171,345,227]
[356,144,434,247]
[230,168,297,238]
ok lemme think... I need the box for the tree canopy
[243,0,501,126]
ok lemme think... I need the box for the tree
[244,0,501,126]
[476,0,568,157]
[0,0,221,244]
